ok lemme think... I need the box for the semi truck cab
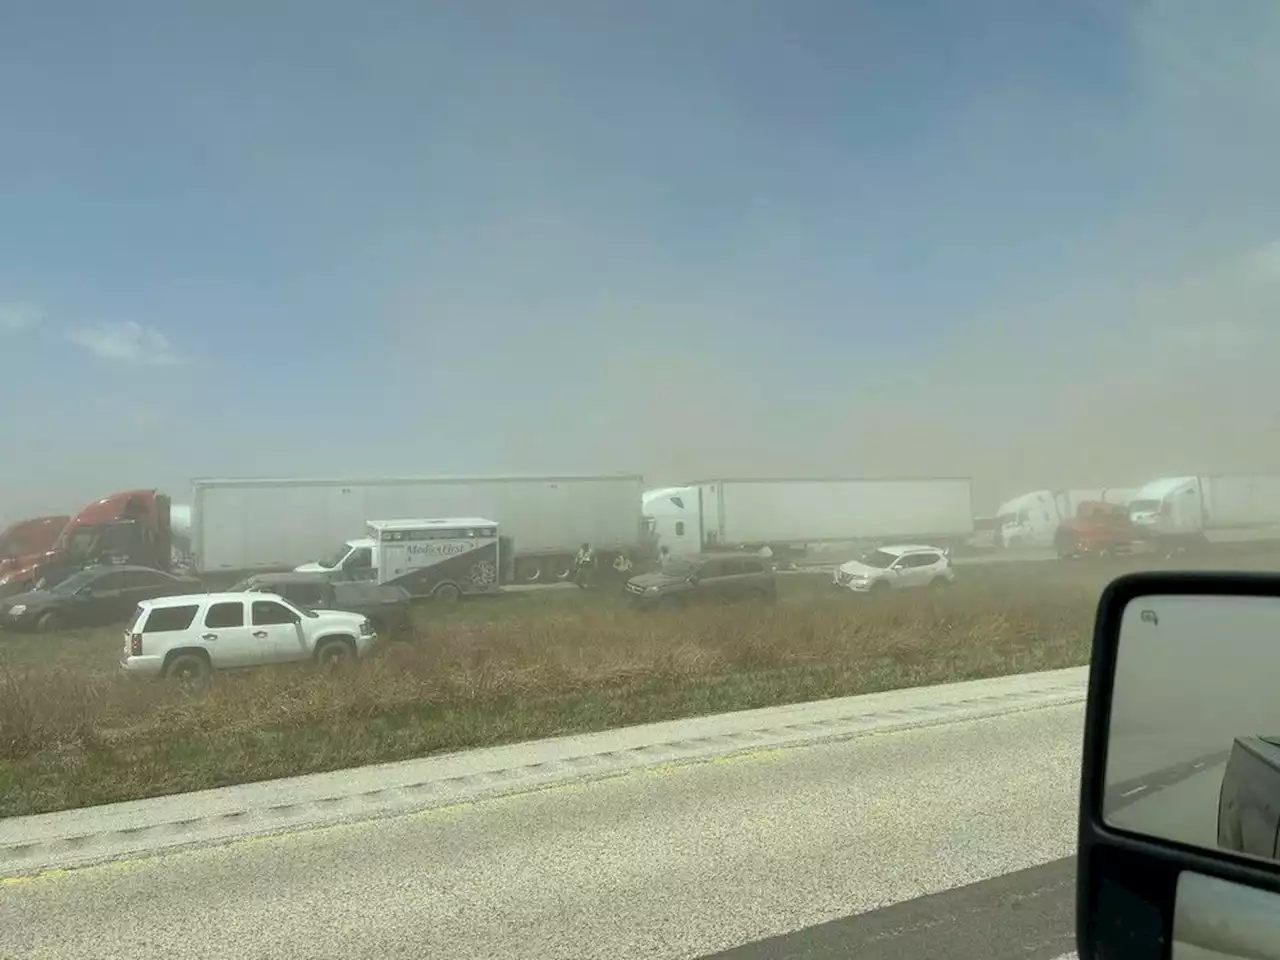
[0,490,171,595]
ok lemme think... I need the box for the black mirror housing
[1078,571,1280,960]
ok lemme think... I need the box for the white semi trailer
[643,477,975,559]
[190,474,648,582]
[1129,475,1280,550]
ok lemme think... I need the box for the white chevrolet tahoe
[119,591,377,684]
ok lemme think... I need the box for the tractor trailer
[190,474,648,583]
[643,477,975,560]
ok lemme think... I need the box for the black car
[624,552,777,608]
[231,571,414,637]
[0,564,202,633]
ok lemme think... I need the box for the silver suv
[120,591,376,684]
[833,544,956,593]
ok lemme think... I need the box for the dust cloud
[2,1,1279,520]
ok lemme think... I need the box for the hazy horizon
[3,1,1279,521]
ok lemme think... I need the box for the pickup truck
[1217,735,1280,858]
[232,571,414,640]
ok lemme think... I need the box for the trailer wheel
[515,558,543,584]
[433,582,462,602]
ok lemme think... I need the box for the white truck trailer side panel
[193,475,645,572]
[1202,475,1280,528]
[695,478,975,545]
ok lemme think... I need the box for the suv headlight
[8,604,24,616]
[360,619,375,636]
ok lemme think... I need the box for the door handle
[202,633,217,641]
[253,630,268,639]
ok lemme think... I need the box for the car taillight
[130,633,143,656]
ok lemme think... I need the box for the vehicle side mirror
[1077,572,1280,959]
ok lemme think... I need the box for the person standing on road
[573,542,596,588]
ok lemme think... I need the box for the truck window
[675,521,685,536]
[344,547,372,570]
[205,602,244,629]
[252,600,298,626]
[141,604,198,633]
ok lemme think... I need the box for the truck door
[249,599,308,662]
[340,545,375,582]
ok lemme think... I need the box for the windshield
[1128,499,1163,514]
[859,550,899,569]
[659,558,698,578]
[63,528,99,561]
[317,544,351,570]
[47,569,98,594]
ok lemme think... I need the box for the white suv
[120,591,377,683]
[833,544,956,593]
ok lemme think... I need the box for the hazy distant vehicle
[624,552,777,608]
[832,545,955,593]
[0,564,201,633]
[642,478,975,563]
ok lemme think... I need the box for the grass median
[0,569,1105,818]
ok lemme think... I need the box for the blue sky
[3,0,1280,517]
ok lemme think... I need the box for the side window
[699,561,725,579]
[344,548,372,570]
[204,601,244,629]
[252,600,298,626]
[740,560,765,574]
[123,570,171,589]
[87,572,128,592]
[141,604,198,633]
[675,521,685,536]
[1018,510,1030,524]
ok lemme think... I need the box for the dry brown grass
[0,569,1106,817]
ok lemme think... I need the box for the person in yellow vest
[573,542,596,589]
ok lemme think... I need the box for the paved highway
[2,703,1084,960]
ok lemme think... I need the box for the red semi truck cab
[0,490,171,594]
[0,515,71,577]
[1053,500,1142,559]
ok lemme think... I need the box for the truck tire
[164,651,211,690]
[315,637,355,669]
[929,576,950,589]
[432,582,462,602]
[515,558,544,584]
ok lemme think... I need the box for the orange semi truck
[1052,500,1144,559]
[0,490,172,596]
[0,516,70,578]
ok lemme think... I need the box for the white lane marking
[1120,785,1148,798]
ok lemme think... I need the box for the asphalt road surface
[2,704,1084,960]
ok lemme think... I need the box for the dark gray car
[624,552,777,608]
[232,572,414,638]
